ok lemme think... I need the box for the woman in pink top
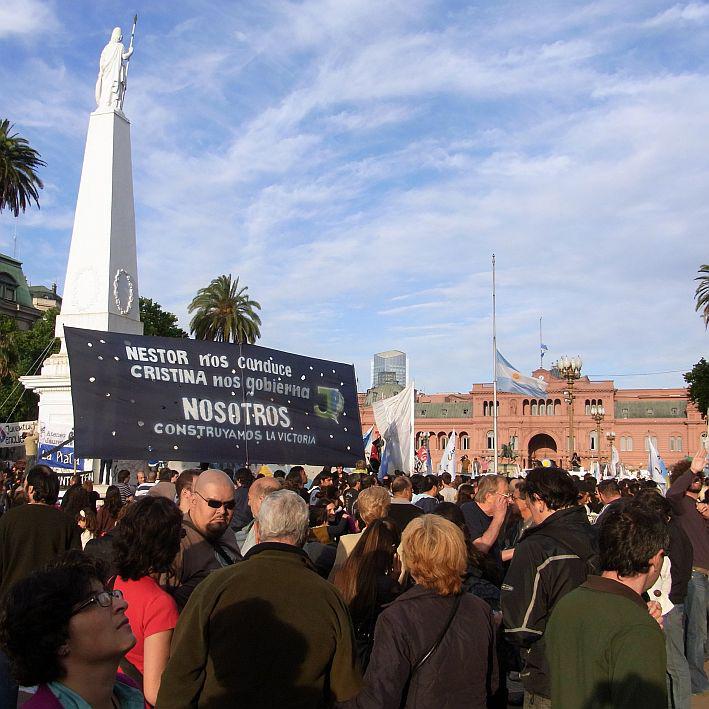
[113,496,182,706]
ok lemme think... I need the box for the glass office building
[371,350,408,388]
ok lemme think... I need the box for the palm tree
[0,119,46,217]
[696,265,709,329]
[188,275,262,343]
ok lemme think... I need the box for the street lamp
[553,355,583,462]
[590,404,605,462]
[606,431,616,473]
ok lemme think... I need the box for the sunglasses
[71,589,123,616]
[195,491,236,510]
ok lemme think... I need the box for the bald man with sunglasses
[162,469,243,610]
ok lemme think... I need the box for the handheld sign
[64,328,365,465]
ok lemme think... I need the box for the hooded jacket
[501,505,598,698]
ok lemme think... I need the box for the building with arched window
[359,367,704,472]
[0,253,42,330]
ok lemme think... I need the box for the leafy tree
[139,297,187,338]
[0,317,19,379]
[685,358,709,420]
[188,274,261,344]
[695,265,709,329]
[0,308,59,422]
[0,119,46,216]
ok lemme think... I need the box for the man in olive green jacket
[546,503,668,709]
[156,489,361,708]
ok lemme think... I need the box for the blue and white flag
[379,440,391,479]
[648,438,668,486]
[495,350,548,397]
[362,426,374,459]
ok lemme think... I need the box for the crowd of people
[0,448,707,708]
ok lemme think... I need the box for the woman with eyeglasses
[113,496,183,706]
[0,551,143,708]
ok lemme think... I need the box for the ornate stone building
[0,253,41,330]
[359,367,705,471]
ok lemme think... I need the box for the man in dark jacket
[594,478,625,527]
[163,469,242,609]
[501,466,598,707]
[666,450,709,695]
[387,475,423,533]
[414,474,440,513]
[157,490,361,707]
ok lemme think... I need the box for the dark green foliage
[139,297,187,338]
[685,358,709,420]
[0,308,59,422]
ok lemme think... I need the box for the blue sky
[1,0,707,393]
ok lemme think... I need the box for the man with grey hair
[158,490,362,708]
[238,476,283,555]
[460,474,511,584]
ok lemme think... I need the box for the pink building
[359,369,705,472]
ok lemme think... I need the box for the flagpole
[539,317,543,369]
[492,254,498,475]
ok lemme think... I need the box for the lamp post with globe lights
[590,403,605,464]
[553,355,583,464]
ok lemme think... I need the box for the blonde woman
[327,486,391,581]
[342,515,498,708]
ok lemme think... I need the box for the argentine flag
[496,350,548,397]
[362,426,374,459]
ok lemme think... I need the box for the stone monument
[22,19,143,482]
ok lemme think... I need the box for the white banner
[438,430,457,476]
[373,382,414,474]
[38,421,89,472]
[0,420,37,448]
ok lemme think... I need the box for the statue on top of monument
[95,16,137,112]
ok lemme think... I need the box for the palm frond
[695,265,709,328]
[188,274,262,344]
[0,119,46,217]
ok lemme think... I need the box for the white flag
[373,382,415,475]
[648,438,668,486]
[438,430,457,476]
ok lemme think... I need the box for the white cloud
[8,1,709,394]
[645,2,709,27]
[0,0,58,38]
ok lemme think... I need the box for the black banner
[65,327,365,466]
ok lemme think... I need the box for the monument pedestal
[22,107,143,481]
